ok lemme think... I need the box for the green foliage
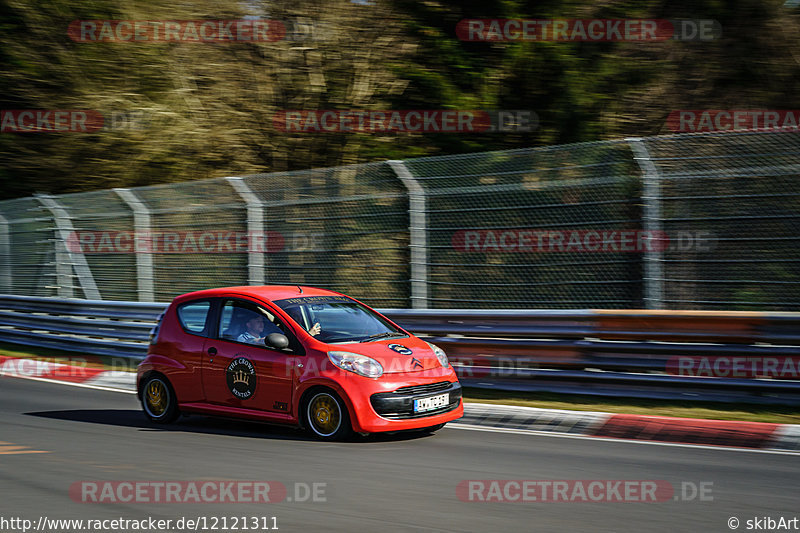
[1,0,800,198]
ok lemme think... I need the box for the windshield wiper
[359,331,405,343]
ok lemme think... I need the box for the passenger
[285,306,321,337]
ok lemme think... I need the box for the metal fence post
[114,188,155,302]
[35,194,101,300]
[0,211,11,293]
[627,138,664,309]
[388,160,428,309]
[226,177,265,286]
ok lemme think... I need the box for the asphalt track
[1,377,798,533]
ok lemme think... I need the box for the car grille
[393,381,451,395]
[370,381,462,420]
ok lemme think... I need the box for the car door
[201,297,298,414]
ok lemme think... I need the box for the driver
[238,315,279,344]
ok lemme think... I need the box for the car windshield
[273,295,404,344]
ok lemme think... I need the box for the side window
[219,299,282,343]
[176,300,211,335]
[218,299,304,354]
[149,312,165,344]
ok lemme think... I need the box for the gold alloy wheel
[308,393,341,437]
[145,379,169,417]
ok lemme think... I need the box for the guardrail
[0,295,164,359]
[2,295,800,404]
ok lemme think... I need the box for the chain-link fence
[403,141,642,308]
[1,130,798,310]
[637,131,800,309]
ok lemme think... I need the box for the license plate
[414,393,449,413]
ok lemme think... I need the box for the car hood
[330,337,443,373]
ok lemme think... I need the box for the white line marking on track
[448,423,800,456]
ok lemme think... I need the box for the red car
[137,286,463,440]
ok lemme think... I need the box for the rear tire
[141,374,179,423]
[304,390,352,441]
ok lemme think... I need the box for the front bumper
[370,381,462,419]
[342,369,464,432]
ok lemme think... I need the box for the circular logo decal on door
[388,343,413,355]
[226,357,257,400]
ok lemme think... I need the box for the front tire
[304,390,352,441]
[141,375,179,423]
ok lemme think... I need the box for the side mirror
[266,333,290,350]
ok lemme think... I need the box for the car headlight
[426,342,449,368]
[328,351,384,378]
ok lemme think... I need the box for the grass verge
[463,387,800,425]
